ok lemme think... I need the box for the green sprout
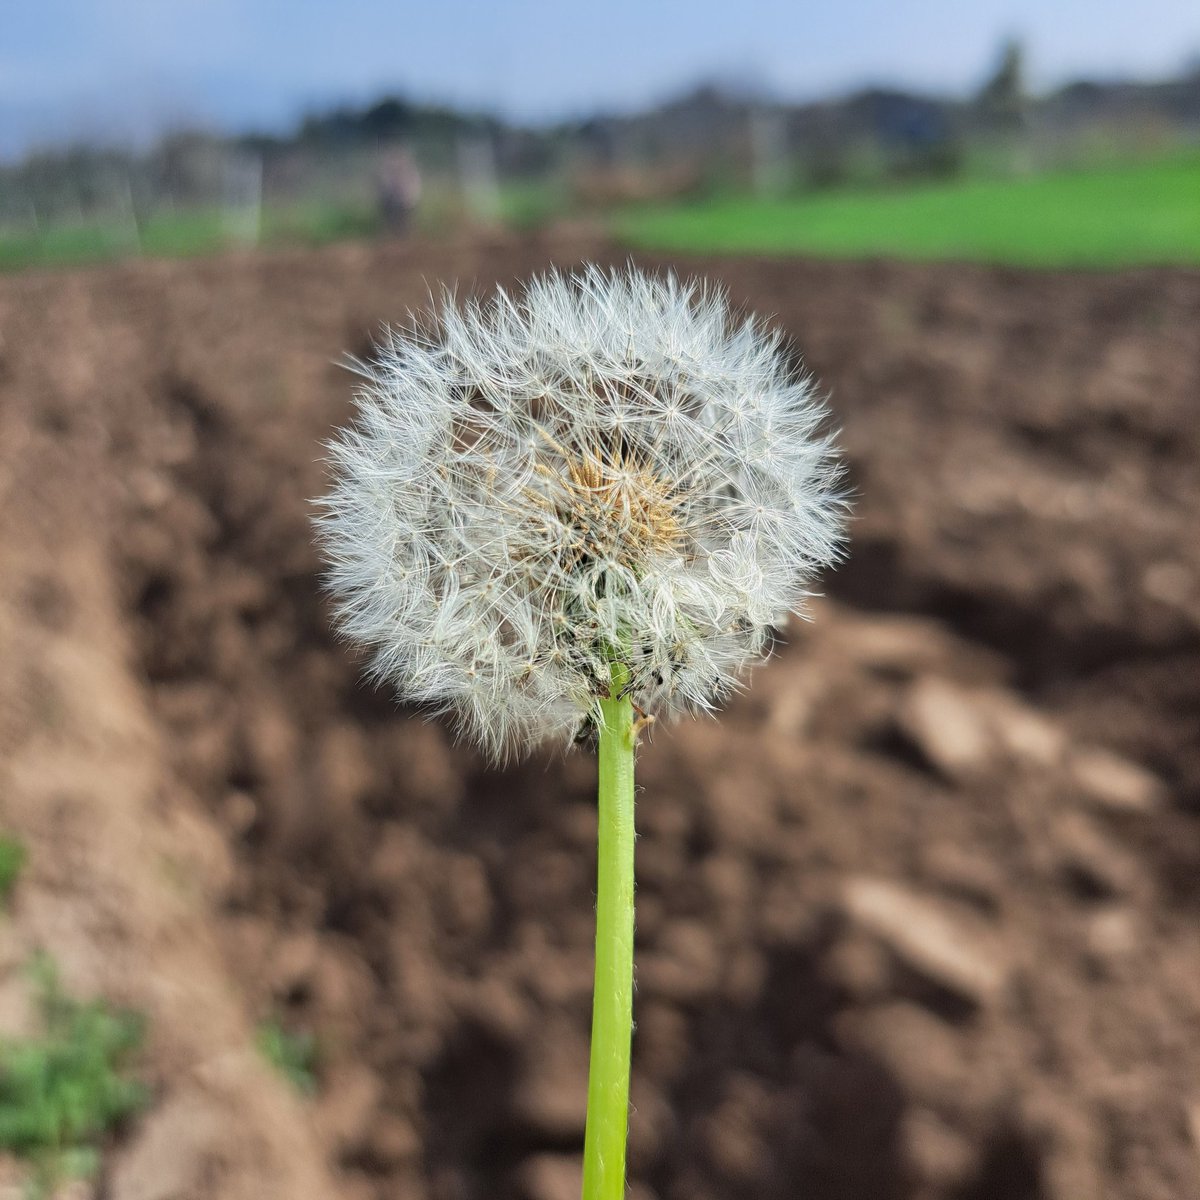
[0,955,148,1197]
[256,1019,319,1095]
[0,836,25,906]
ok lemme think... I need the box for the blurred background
[2,0,1200,269]
[1,4,1199,1200]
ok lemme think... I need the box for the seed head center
[537,441,683,567]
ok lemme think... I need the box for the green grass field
[0,183,556,272]
[6,154,1199,272]
[616,153,1200,268]
[0,201,380,273]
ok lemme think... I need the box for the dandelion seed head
[316,265,846,760]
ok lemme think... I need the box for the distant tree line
[2,41,1198,230]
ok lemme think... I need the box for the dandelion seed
[316,265,846,761]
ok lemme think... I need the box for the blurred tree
[361,98,414,141]
[976,38,1030,130]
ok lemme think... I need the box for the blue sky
[2,0,1198,156]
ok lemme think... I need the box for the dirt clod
[840,877,1009,1008]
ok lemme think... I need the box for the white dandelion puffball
[318,266,845,759]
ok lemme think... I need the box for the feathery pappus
[316,266,846,760]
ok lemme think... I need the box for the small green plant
[0,955,148,1197]
[0,836,25,905]
[256,1018,318,1095]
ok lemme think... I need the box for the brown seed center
[533,436,683,567]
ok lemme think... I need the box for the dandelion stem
[582,663,636,1200]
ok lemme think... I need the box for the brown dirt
[1,235,1198,1200]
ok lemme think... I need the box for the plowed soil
[1,235,1198,1200]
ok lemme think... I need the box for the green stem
[582,665,637,1200]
